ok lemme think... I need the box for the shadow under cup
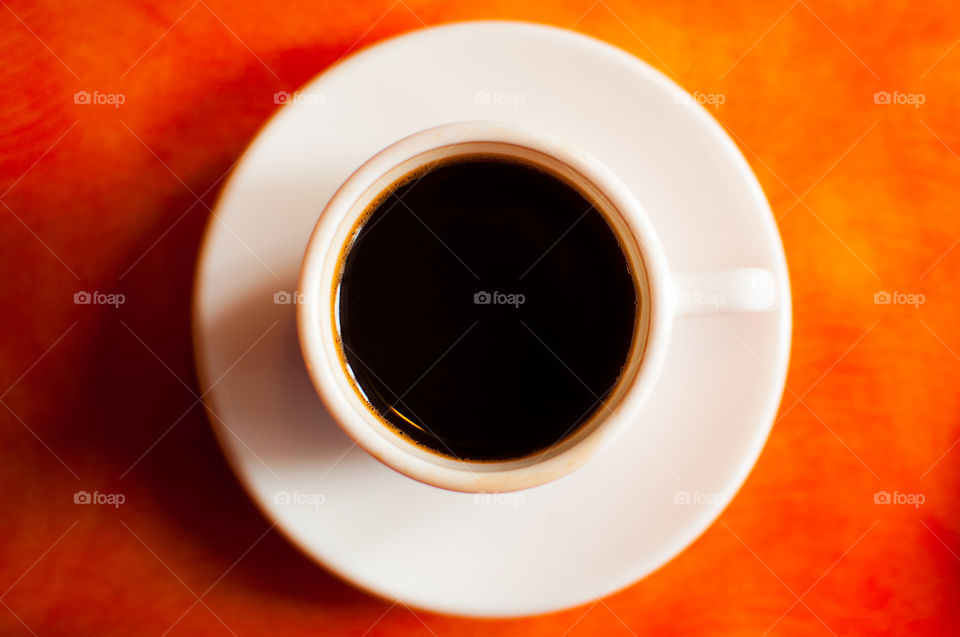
[320,140,653,473]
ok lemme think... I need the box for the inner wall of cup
[325,141,652,472]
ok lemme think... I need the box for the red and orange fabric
[1,1,958,634]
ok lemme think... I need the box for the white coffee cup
[297,121,776,493]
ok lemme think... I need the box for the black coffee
[335,156,638,461]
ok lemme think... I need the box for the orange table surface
[2,1,959,635]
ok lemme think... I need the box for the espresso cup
[297,121,776,493]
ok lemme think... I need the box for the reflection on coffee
[335,155,637,461]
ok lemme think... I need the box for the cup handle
[672,268,777,317]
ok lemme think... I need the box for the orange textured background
[2,0,959,634]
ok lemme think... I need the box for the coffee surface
[336,156,637,461]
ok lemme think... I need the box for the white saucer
[193,21,791,617]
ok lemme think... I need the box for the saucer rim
[192,19,793,618]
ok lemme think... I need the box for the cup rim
[297,121,674,492]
